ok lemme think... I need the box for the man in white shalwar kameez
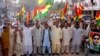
[14,25,23,56]
[8,24,15,56]
[33,22,42,54]
[23,24,33,56]
[71,23,83,55]
[49,20,62,55]
[62,22,72,54]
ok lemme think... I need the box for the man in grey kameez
[71,22,83,54]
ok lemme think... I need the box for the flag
[32,5,46,18]
[26,11,30,24]
[63,2,68,15]
[38,5,46,10]
[74,15,79,22]
[95,11,100,26]
[46,0,54,5]
[34,5,51,19]
[96,20,100,26]
[79,4,84,10]
[32,6,39,18]
[74,4,84,21]
[20,6,26,16]
[95,11,100,20]
[40,5,51,12]
[34,0,53,20]
[76,7,83,18]
[39,5,51,18]
[73,4,79,21]
[16,6,26,19]
[89,32,100,51]
[35,6,49,19]
[16,11,22,19]
[21,6,26,13]
[38,0,54,5]
[38,0,44,5]
[89,32,94,44]
[46,4,51,9]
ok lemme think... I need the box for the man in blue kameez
[42,22,51,55]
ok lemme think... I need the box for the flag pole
[20,0,24,29]
[91,0,94,19]
[4,0,7,15]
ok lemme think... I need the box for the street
[0,0,100,56]
[33,53,100,56]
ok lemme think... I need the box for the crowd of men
[0,16,100,56]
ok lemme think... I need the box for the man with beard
[42,22,51,55]
[23,23,33,56]
[49,19,62,55]
[13,25,23,56]
[33,21,42,55]
[62,22,72,54]
[71,22,83,55]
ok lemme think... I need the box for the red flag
[96,11,100,18]
[79,4,84,10]
[63,2,68,15]
[76,8,82,16]
[38,5,46,11]
[33,7,38,18]
[26,11,30,24]
[75,5,83,18]
[33,6,46,18]
[73,3,77,10]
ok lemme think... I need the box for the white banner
[83,0,100,10]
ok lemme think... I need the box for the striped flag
[33,0,54,20]
[74,3,84,21]
[26,11,30,24]
[89,32,100,51]
[38,0,44,5]
[63,2,68,15]
[20,6,26,16]
[95,11,100,26]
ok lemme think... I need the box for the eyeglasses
[93,38,99,40]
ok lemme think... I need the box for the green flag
[96,19,100,26]
[46,0,54,5]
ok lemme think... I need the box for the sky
[54,0,66,3]
[11,0,66,4]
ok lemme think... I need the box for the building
[0,0,5,18]
[82,0,100,16]
[71,0,100,17]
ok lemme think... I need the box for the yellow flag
[41,8,48,14]
[96,17,100,20]
[46,5,51,9]
[20,6,26,16]
[41,5,51,14]
[38,0,44,5]
[21,6,26,13]
[89,36,93,44]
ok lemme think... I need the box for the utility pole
[91,0,94,18]
[4,0,7,15]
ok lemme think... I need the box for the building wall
[0,0,5,15]
[83,0,100,10]
[0,0,5,8]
